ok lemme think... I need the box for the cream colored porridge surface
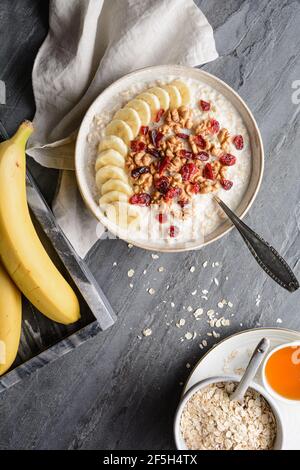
[87,76,251,247]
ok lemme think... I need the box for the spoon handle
[214,197,299,293]
[230,337,270,402]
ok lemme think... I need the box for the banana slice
[105,119,133,145]
[148,87,170,111]
[136,92,160,119]
[95,149,125,171]
[106,202,140,230]
[171,80,191,106]
[96,166,128,188]
[99,191,128,207]
[113,108,141,138]
[98,136,128,157]
[125,99,151,126]
[161,85,182,110]
[101,179,133,196]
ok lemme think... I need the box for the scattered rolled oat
[180,382,277,450]
[148,287,155,295]
[186,363,191,369]
[185,332,193,340]
[191,290,197,296]
[158,266,165,272]
[194,308,204,318]
[214,277,219,286]
[142,328,152,337]
[228,301,233,308]
[218,302,224,309]
[202,289,208,295]
[190,266,196,273]
[128,244,133,249]
[151,254,159,260]
[276,318,283,324]
[129,283,133,288]
[176,318,186,328]
[202,261,208,268]
[112,261,117,266]
[187,306,193,312]
[127,269,135,278]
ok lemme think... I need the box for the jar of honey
[263,342,300,402]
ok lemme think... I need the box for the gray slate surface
[0,0,299,450]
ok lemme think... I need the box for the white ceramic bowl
[75,64,264,252]
[262,341,300,405]
[174,375,284,450]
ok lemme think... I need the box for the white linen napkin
[27,0,218,258]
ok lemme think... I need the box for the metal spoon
[230,337,270,402]
[214,196,299,293]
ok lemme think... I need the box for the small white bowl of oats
[174,376,284,450]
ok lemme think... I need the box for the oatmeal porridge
[88,77,252,247]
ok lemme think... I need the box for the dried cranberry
[200,100,211,111]
[179,149,193,159]
[130,140,146,152]
[129,193,151,206]
[150,129,164,148]
[155,109,165,122]
[178,199,189,208]
[155,176,170,194]
[194,134,206,149]
[156,213,167,224]
[158,156,170,175]
[220,153,236,166]
[146,147,161,159]
[169,225,179,238]
[140,126,149,135]
[176,133,189,140]
[209,119,220,134]
[164,186,182,202]
[194,151,209,161]
[131,166,150,179]
[180,162,198,182]
[221,179,233,190]
[203,162,214,180]
[233,135,244,150]
[190,182,200,194]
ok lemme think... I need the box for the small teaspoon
[230,337,270,402]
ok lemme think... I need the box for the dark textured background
[0,0,300,450]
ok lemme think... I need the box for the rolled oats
[180,382,277,450]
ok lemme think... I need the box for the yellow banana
[0,261,22,376]
[0,121,80,325]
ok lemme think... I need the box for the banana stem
[10,121,34,147]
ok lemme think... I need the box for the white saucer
[184,328,300,450]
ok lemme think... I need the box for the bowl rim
[174,375,284,450]
[262,341,300,404]
[75,64,264,252]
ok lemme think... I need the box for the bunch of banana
[95,80,191,229]
[0,121,80,375]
